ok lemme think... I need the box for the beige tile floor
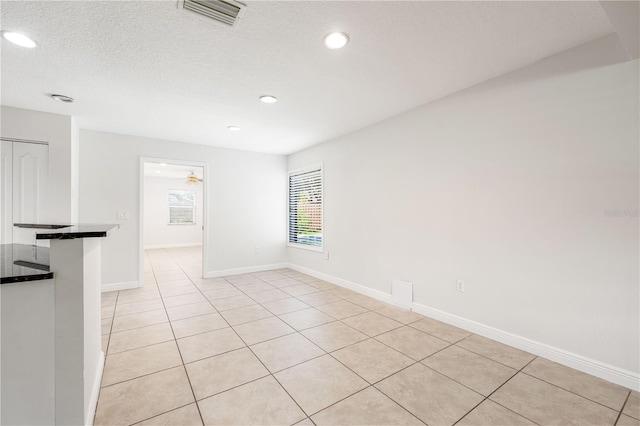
[95,247,639,426]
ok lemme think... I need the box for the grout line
[156,249,206,426]
[450,337,534,370]
[614,391,632,426]
[518,369,629,414]
[131,402,196,425]
[281,327,426,421]
[452,357,541,426]
[196,287,312,420]
[100,363,184,390]
[193,370,272,402]
[102,335,176,357]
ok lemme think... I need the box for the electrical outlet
[254,246,260,253]
[117,211,129,220]
[456,280,465,293]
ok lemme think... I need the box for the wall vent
[178,0,246,27]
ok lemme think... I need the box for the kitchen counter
[0,243,53,284]
[1,224,118,284]
[14,223,119,240]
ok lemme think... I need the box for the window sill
[287,243,323,253]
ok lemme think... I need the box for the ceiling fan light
[186,171,203,184]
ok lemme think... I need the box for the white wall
[79,130,287,286]
[144,176,203,249]
[0,106,75,224]
[288,35,639,380]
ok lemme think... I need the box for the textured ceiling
[0,1,615,155]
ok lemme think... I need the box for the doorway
[139,158,208,286]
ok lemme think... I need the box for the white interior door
[1,141,49,245]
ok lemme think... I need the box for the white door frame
[139,157,209,286]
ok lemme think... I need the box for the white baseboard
[411,303,640,391]
[204,263,289,278]
[143,243,202,250]
[101,281,140,293]
[288,263,640,391]
[85,350,104,426]
[288,264,394,305]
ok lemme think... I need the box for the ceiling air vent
[178,0,246,27]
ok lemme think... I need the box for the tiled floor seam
[289,329,429,423]
[406,323,469,345]
[115,296,163,306]
[449,338,532,370]
[327,382,429,426]
[326,339,420,387]
[166,257,209,426]
[613,390,632,426]
[100,363,183,389]
[371,332,457,363]
[458,356,541,426]
[114,307,168,317]
[225,320,311,420]
[287,319,340,332]
[193,369,273,403]
[179,331,298,364]
[518,369,630,414]
[355,323,406,339]
[372,351,535,426]
[180,272,312,420]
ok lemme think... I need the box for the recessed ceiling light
[323,32,349,49]
[50,94,75,103]
[155,170,161,173]
[227,126,240,131]
[259,95,278,104]
[1,31,37,48]
[160,163,167,166]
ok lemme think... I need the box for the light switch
[117,211,130,220]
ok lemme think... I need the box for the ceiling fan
[186,171,203,185]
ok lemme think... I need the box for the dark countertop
[3,224,119,284]
[1,244,53,284]
[14,223,119,240]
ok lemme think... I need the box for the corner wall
[79,130,287,287]
[287,35,639,382]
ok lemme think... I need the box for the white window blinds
[288,166,323,248]
[168,189,196,224]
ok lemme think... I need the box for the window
[168,189,196,224]
[288,165,323,249]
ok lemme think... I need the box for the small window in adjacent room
[288,165,323,250]
[167,189,196,224]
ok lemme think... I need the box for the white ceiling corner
[0,1,616,155]
[144,162,203,179]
